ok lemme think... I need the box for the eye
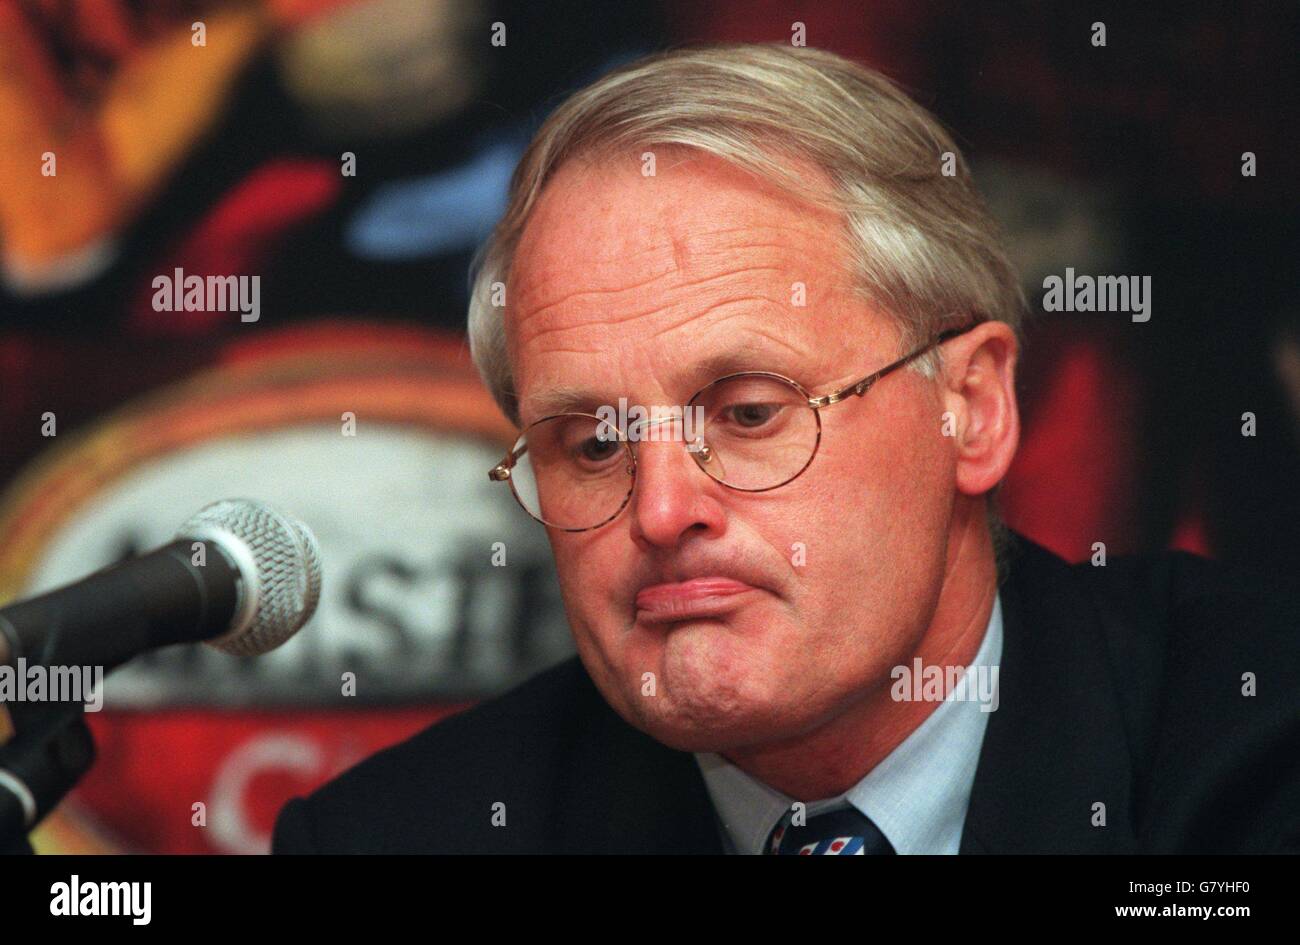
[722,401,783,429]
[577,436,622,464]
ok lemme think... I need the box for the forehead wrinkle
[513,241,788,329]
[518,310,815,422]
[512,213,832,330]
[511,265,868,426]
[513,270,675,338]
[516,283,796,376]
[640,294,794,343]
[673,225,829,260]
[510,241,680,328]
[512,257,794,357]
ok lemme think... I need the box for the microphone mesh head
[177,499,323,657]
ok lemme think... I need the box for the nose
[628,435,727,548]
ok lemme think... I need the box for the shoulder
[1008,535,1300,851]
[272,656,604,854]
[1006,532,1297,661]
[1061,539,1298,665]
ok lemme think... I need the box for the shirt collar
[695,594,1003,854]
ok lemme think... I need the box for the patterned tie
[765,807,896,855]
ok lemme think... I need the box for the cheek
[548,531,635,662]
[821,388,951,524]
[551,536,611,616]
[786,396,953,617]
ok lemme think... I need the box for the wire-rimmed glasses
[489,320,984,531]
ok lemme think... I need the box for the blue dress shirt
[694,594,1004,854]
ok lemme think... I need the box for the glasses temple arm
[489,440,530,481]
[809,321,983,408]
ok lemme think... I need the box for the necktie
[765,807,895,855]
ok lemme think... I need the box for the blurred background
[0,0,1296,852]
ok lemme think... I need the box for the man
[273,44,1299,854]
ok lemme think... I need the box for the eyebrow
[519,344,803,424]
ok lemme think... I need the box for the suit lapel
[551,666,724,854]
[960,536,1139,853]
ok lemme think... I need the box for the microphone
[0,499,323,674]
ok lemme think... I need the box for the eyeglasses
[489,320,984,531]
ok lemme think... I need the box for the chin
[578,611,818,749]
[613,645,814,753]
[629,692,809,753]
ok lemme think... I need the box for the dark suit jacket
[272,534,1300,854]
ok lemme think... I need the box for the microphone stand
[0,700,97,854]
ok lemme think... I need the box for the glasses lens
[508,414,634,529]
[690,374,819,490]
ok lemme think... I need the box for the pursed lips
[634,576,762,624]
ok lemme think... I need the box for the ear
[939,321,1020,498]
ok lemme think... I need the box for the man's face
[507,151,959,752]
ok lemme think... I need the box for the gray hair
[467,43,1025,567]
